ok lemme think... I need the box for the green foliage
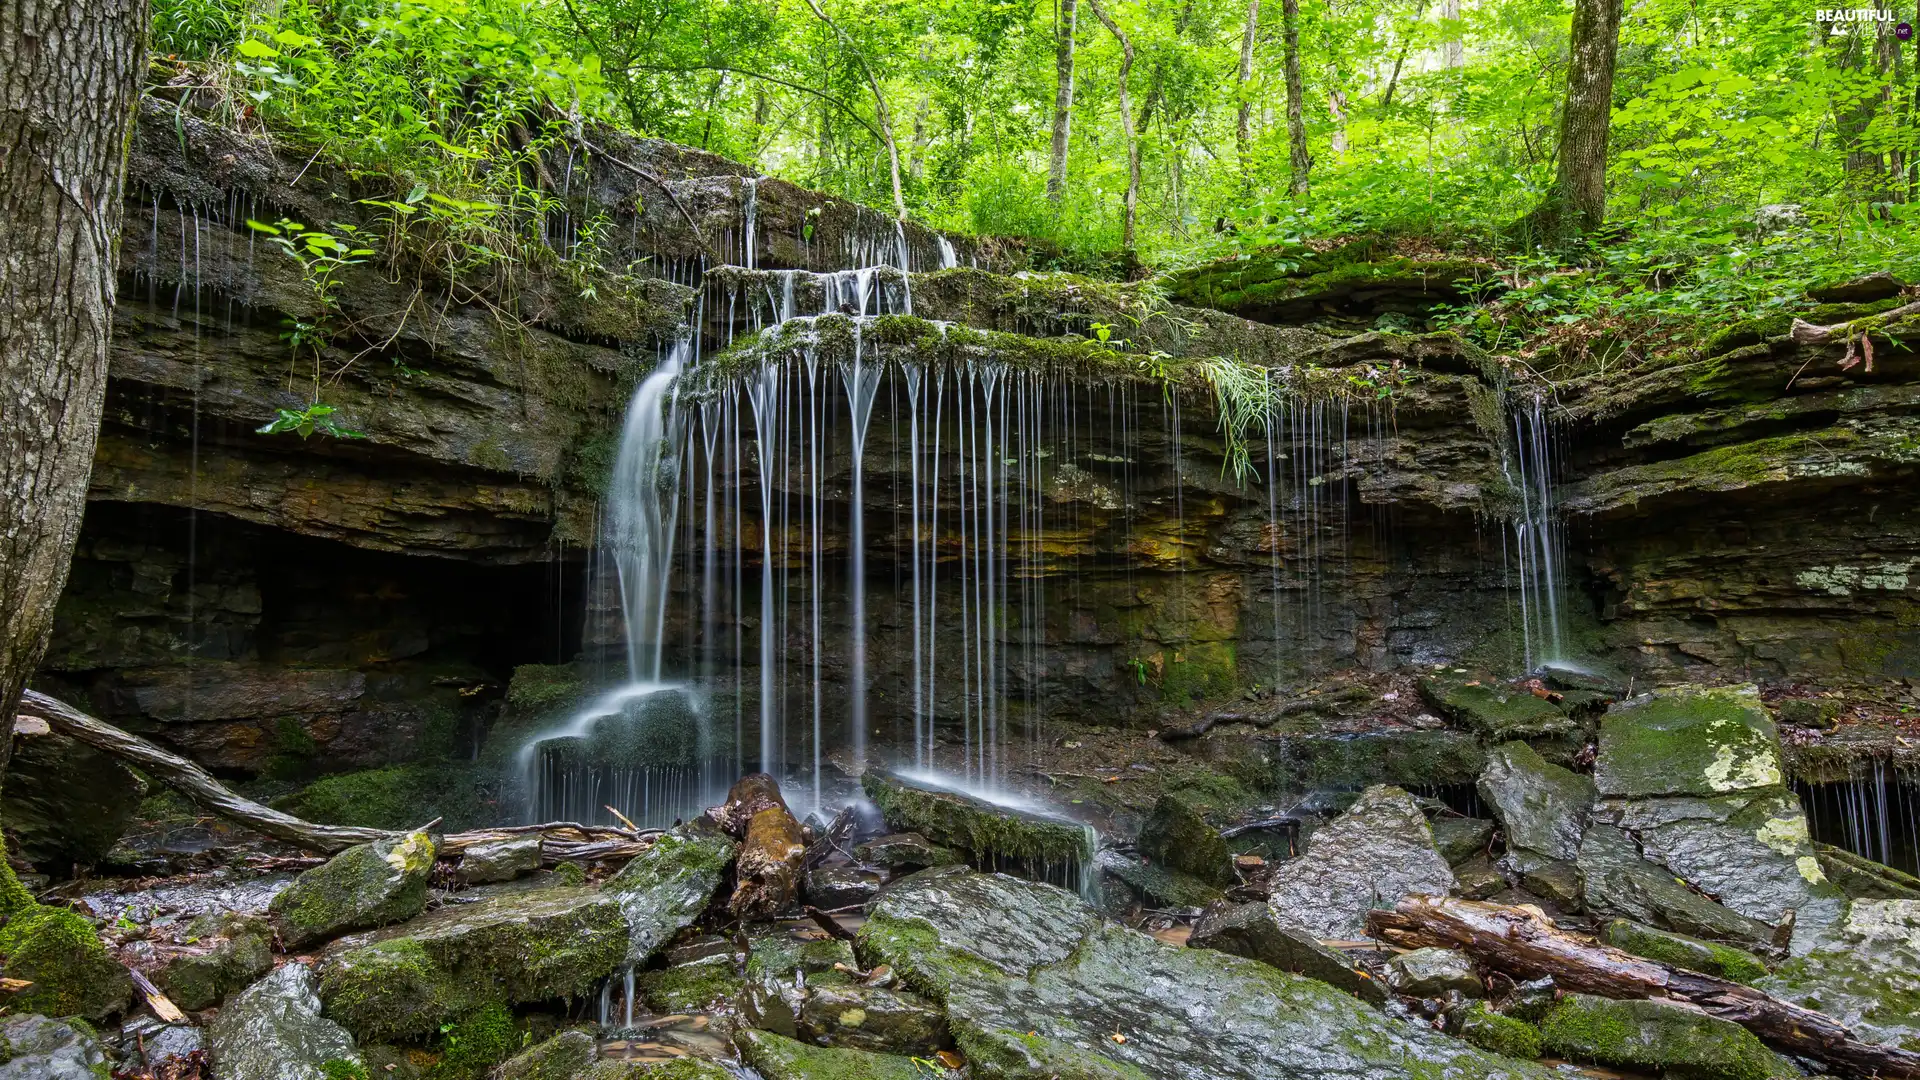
[430,1003,523,1079]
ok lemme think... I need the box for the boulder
[0,903,132,1021]
[269,830,436,948]
[1503,850,1583,908]
[602,825,738,964]
[498,1030,734,1078]
[1450,854,1508,901]
[1576,824,1774,945]
[862,771,1094,869]
[1431,817,1497,866]
[736,1028,927,1080]
[802,864,880,909]
[1265,785,1454,939]
[1595,686,1784,799]
[1598,920,1768,983]
[157,914,274,1010]
[853,833,961,873]
[1478,742,1593,862]
[1817,842,1920,900]
[859,868,1549,1080]
[1537,993,1796,1080]
[1188,901,1386,1004]
[1385,947,1482,998]
[0,1014,111,1080]
[1,728,145,868]
[1452,1001,1543,1060]
[1418,674,1581,742]
[640,952,746,1016]
[1096,850,1226,910]
[1269,729,1488,790]
[1137,793,1233,887]
[211,962,366,1080]
[1759,898,1920,1052]
[796,971,948,1055]
[316,885,627,1041]
[457,835,543,885]
[742,925,859,1037]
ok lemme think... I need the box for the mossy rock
[1269,730,1486,791]
[274,764,496,832]
[734,1028,927,1080]
[1595,685,1784,799]
[1537,993,1795,1080]
[1816,842,1920,901]
[271,831,437,949]
[862,771,1094,868]
[1096,850,1226,910]
[1599,919,1768,984]
[0,904,131,1021]
[1419,675,1583,743]
[1455,1001,1543,1060]
[424,1002,524,1079]
[601,826,738,964]
[638,954,745,1014]
[159,923,275,1010]
[1136,792,1233,887]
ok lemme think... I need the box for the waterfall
[1504,392,1567,669]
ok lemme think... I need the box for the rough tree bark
[0,0,150,771]
[713,773,805,920]
[1048,0,1079,205]
[1086,0,1139,256]
[1523,0,1624,236]
[1236,0,1262,195]
[1282,0,1311,195]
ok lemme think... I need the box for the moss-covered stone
[1419,674,1583,743]
[955,1024,1156,1080]
[852,833,962,872]
[1454,1001,1543,1060]
[159,921,275,1010]
[1269,730,1487,791]
[1595,685,1784,798]
[0,904,131,1021]
[638,954,744,1014]
[862,770,1095,868]
[1136,793,1233,886]
[494,1030,596,1080]
[1537,994,1794,1080]
[1599,919,1768,984]
[271,831,437,949]
[1816,842,1920,900]
[734,1028,927,1080]
[425,1002,523,1079]
[602,826,737,964]
[274,764,494,832]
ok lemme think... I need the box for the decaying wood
[804,804,857,869]
[129,968,185,1023]
[20,690,660,862]
[1368,894,1920,1080]
[805,904,858,942]
[716,773,805,919]
[1791,300,1920,347]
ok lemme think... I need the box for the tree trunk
[1282,0,1310,195]
[1524,0,1623,235]
[1086,0,1138,256]
[1369,896,1920,1080]
[1048,0,1079,205]
[1236,0,1262,195]
[1441,0,1462,67]
[714,773,805,919]
[1328,88,1348,154]
[0,0,149,766]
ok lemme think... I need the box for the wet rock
[116,1014,207,1065]
[212,962,366,1080]
[1760,898,1920,1052]
[1451,854,1508,901]
[1418,674,1581,742]
[1775,697,1842,730]
[1597,790,1843,947]
[860,869,1548,1080]
[1537,993,1796,1080]
[457,835,543,886]
[743,926,858,1037]
[1478,741,1594,862]
[1096,850,1225,910]
[1534,659,1626,697]
[1596,686,1784,799]
[1816,843,1920,900]
[1599,919,1769,983]
[603,825,737,963]
[853,833,961,873]
[803,864,880,909]
[1577,824,1774,945]
[316,885,627,1041]
[1431,817,1497,866]
[736,1027,927,1080]
[1385,947,1482,998]
[640,953,745,1016]
[1188,901,1387,1005]
[1,728,145,868]
[1137,793,1232,887]
[269,830,436,948]
[0,1014,110,1080]
[1265,785,1454,939]
[496,1029,595,1079]
[1452,1000,1543,1059]
[157,914,274,1009]
[0,901,132,1021]
[1503,851,1583,908]
[1269,730,1487,790]
[862,771,1094,868]
[797,971,948,1055]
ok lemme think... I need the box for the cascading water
[1503,391,1569,669]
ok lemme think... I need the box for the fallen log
[19,689,660,862]
[715,773,805,919]
[1368,894,1920,1080]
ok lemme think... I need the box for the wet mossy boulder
[495,1030,597,1080]
[275,764,494,833]
[602,825,737,963]
[1576,824,1774,946]
[1817,843,1920,900]
[0,903,131,1021]
[1596,686,1784,799]
[212,962,368,1080]
[158,914,275,1010]
[735,1028,927,1080]
[1385,947,1482,998]
[1599,920,1768,984]
[1419,675,1583,743]
[1537,993,1795,1080]
[1095,850,1226,910]
[1189,901,1387,1004]
[853,833,961,873]
[0,1013,111,1080]
[315,885,627,1041]
[796,970,948,1055]
[2,728,145,868]
[1453,1001,1542,1060]
[1759,898,1920,1052]
[1137,793,1232,887]
[1431,817,1497,866]
[639,953,745,1016]
[1479,742,1594,863]
[858,868,1549,1080]
[271,830,437,949]
[862,771,1094,869]
[1269,730,1486,790]
[1265,785,1454,939]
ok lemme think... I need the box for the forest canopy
[149,0,1920,365]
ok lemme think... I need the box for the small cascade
[936,234,958,269]
[741,177,758,269]
[1503,391,1568,669]
[1800,760,1920,877]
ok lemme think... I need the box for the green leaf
[235,37,280,58]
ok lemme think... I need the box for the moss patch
[1595,685,1784,798]
[0,903,131,1020]
[1599,920,1768,984]
[862,771,1095,866]
[275,765,494,832]
[1455,1002,1543,1060]
[734,1027,927,1080]
[1539,994,1793,1080]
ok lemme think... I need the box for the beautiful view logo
[1816,7,1900,32]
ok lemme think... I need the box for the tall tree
[1048,0,1079,204]
[1086,0,1139,255]
[1236,0,1262,194]
[0,0,150,768]
[1523,0,1625,235]
[1282,0,1311,194]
